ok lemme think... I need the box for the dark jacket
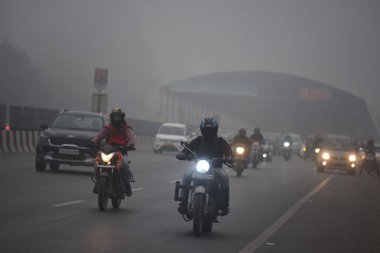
[181,136,232,168]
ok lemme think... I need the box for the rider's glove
[176,153,187,160]
[87,141,97,148]
[186,153,196,161]
[225,155,235,164]
[127,143,136,150]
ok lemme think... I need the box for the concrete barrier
[0,130,153,153]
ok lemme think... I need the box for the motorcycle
[261,144,273,162]
[361,152,379,175]
[232,144,249,177]
[90,143,135,211]
[251,141,262,168]
[174,147,232,237]
[282,141,292,161]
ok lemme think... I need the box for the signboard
[297,88,332,101]
[91,93,108,113]
[94,68,108,90]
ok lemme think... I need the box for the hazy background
[1,0,379,127]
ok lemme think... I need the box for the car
[153,123,191,153]
[315,134,357,175]
[35,109,106,171]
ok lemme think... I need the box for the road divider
[52,200,86,207]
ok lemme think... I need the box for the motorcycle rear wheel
[98,177,109,211]
[193,194,205,237]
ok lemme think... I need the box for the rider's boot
[124,181,132,197]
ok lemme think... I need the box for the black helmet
[254,127,260,134]
[367,138,375,147]
[110,107,125,129]
[200,117,218,139]
[239,128,246,136]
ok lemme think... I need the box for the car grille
[49,137,89,147]
[53,153,85,160]
[331,156,346,161]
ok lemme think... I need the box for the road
[1,151,380,253]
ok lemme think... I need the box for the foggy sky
[1,0,380,124]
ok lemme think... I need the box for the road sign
[94,68,108,90]
[91,93,108,113]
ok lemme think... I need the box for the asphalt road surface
[1,151,380,253]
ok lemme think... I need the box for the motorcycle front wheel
[111,198,121,209]
[193,194,205,237]
[98,177,109,211]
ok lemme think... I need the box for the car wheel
[35,153,47,172]
[50,162,60,171]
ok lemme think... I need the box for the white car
[153,123,190,153]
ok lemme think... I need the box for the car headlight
[322,152,330,160]
[315,148,321,154]
[38,135,49,145]
[196,160,210,173]
[101,152,115,163]
[283,142,290,147]
[349,154,356,162]
[236,147,245,155]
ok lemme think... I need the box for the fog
[1,0,380,127]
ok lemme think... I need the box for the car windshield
[323,138,354,149]
[52,114,103,131]
[158,126,185,135]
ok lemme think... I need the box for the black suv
[35,110,106,171]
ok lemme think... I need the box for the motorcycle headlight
[263,153,267,158]
[196,160,210,173]
[349,154,356,162]
[236,147,245,155]
[283,142,290,147]
[315,148,321,154]
[322,152,330,160]
[101,152,115,163]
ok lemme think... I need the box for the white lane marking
[239,175,333,253]
[52,200,86,207]
[132,187,145,192]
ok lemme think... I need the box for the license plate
[59,148,79,155]
[192,173,214,180]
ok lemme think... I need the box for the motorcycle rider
[250,127,265,145]
[176,117,234,216]
[282,134,293,148]
[232,128,252,148]
[91,107,136,196]
[361,138,379,175]
[231,128,252,167]
[311,134,324,151]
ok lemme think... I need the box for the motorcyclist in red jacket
[92,107,136,196]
